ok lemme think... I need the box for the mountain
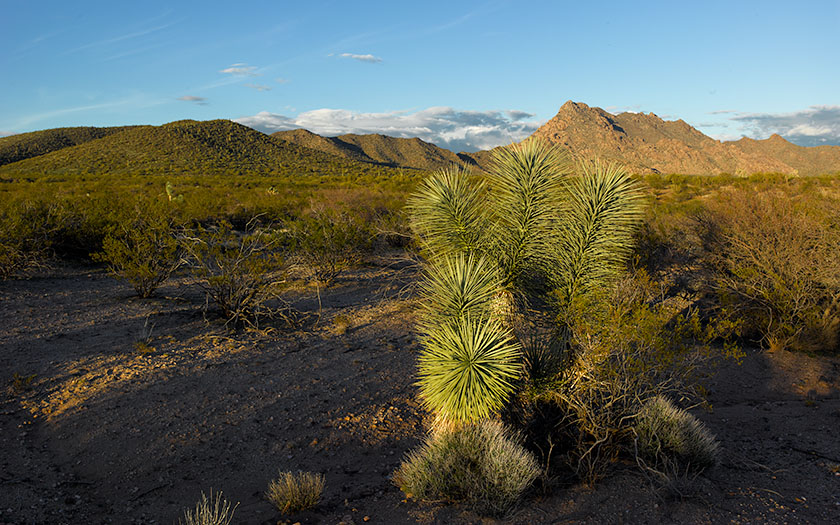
[0,120,402,178]
[0,125,141,167]
[272,129,466,171]
[531,101,840,176]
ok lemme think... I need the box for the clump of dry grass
[394,419,540,515]
[265,471,325,514]
[634,396,718,473]
[178,490,238,525]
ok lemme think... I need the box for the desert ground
[2,257,839,524]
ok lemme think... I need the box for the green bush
[289,208,372,287]
[634,396,718,473]
[92,204,182,297]
[394,420,540,515]
[178,490,238,525]
[265,471,325,514]
[183,221,292,328]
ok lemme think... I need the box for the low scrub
[634,396,718,474]
[93,203,182,297]
[699,188,840,353]
[288,208,373,287]
[394,420,540,515]
[183,221,292,328]
[178,490,238,525]
[265,471,325,514]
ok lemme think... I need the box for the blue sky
[2,0,839,151]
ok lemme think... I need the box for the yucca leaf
[418,315,521,422]
[418,253,505,326]
[553,159,645,303]
[485,139,573,286]
[406,166,489,259]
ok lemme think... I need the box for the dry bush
[183,221,294,328]
[699,188,840,353]
[634,396,718,474]
[394,419,540,516]
[178,490,238,525]
[265,471,325,514]
[545,271,736,483]
[0,200,64,279]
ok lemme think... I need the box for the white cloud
[0,131,16,138]
[731,105,840,147]
[709,109,737,115]
[235,106,543,152]
[245,84,272,92]
[338,53,382,63]
[219,63,259,76]
[275,77,289,84]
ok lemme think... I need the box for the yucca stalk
[418,315,522,422]
[406,166,489,259]
[553,160,645,304]
[418,253,505,327]
[486,139,573,286]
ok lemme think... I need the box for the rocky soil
[1,260,839,524]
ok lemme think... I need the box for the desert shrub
[179,490,238,525]
[394,420,540,515]
[265,471,325,514]
[698,188,840,353]
[92,203,182,297]
[544,270,735,483]
[289,208,373,287]
[634,396,718,474]
[407,141,646,424]
[0,198,77,278]
[183,220,292,328]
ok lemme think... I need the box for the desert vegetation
[2,133,840,522]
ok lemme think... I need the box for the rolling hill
[272,129,468,171]
[0,126,141,167]
[0,120,404,178]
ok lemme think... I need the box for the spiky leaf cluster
[406,166,489,258]
[486,139,573,286]
[418,253,505,326]
[418,315,521,422]
[553,160,646,303]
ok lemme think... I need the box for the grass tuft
[178,490,238,525]
[265,471,325,514]
[394,419,540,515]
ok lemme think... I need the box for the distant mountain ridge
[0,125,142,167]
[531,101,840,176]
[272,129,478,171]
[2,104,838,177]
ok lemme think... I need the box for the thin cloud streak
[61,23,173,56]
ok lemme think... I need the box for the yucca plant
[418,314,521,422]
[552,160,646,305]
[417,252,505,326]
[408,140,646,424]
[406,166,489,259]
[485,139,573,287]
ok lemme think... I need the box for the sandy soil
[1,259,839,524]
